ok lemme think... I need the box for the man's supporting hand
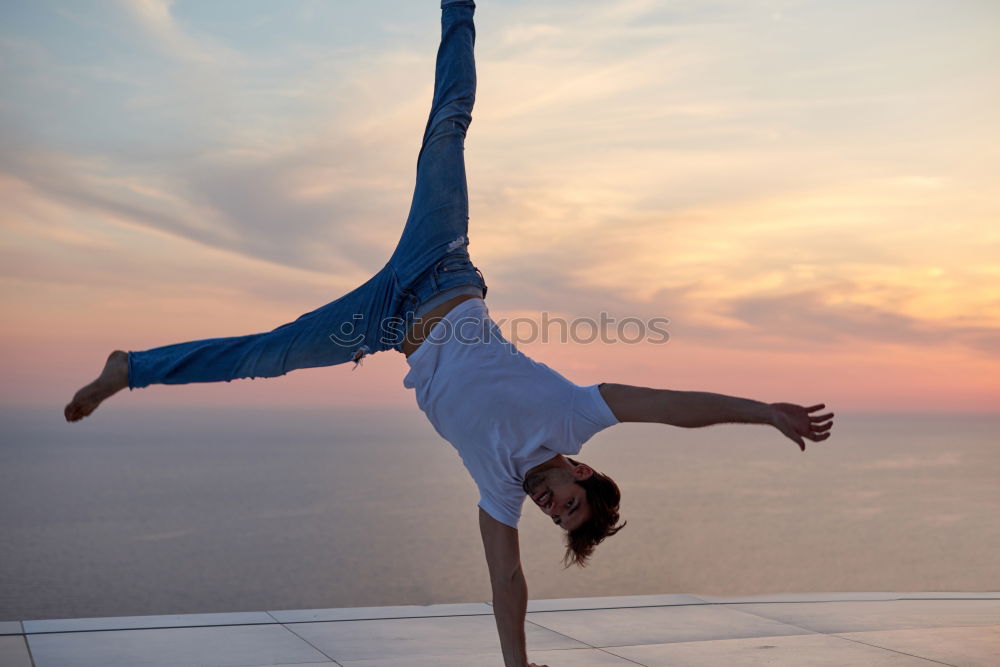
[479,508,534,666]
[770,402,834,451]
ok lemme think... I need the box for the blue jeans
[128,0,486,390]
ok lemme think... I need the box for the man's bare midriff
[401,292,481,358]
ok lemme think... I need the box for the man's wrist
[758,401,777,426]
[729,395,775,426]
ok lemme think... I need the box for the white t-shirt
[402,297,619,528]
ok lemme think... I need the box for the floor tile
[521,593,705,613]
[27,624,331,667]
[0,635,34,667]
[339,647,637,666]
[724,599,1000,634]
[270,601,492,623]
[286,614,587,661]
[0,621,23,636]
[607,633,947,666]
[530,647,642,666]
[23,611,274,634]
[837,624,1000,667]
[526,604,815,648]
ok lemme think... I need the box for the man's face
[523,466,593,532]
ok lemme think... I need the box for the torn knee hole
[351,345,371,369]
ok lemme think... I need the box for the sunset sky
[2,0,998,414]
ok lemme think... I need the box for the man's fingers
[805,403,825,412]
[810,412,834,422]
[811,421,833,433]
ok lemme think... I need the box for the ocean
[2,406,997,622]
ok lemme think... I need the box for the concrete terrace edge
[13,592,1000,636]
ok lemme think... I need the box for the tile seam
[718,601,1000,636]
[19,633,37,667]
[277,622,346,666]
[825,633,961,667]
[21,620,278,636]
[593,645,650,666]
[276,612,495,625]
[524,617,597,651]
[17,598,999,634]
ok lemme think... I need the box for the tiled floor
[4,593,998,666]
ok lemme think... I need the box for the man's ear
[571,462,595,481]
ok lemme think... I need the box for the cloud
[2,0,998,394]
[0,145,398,280]
[722,287,1000,355]
[116,0,241,65]
[0,2,448,276]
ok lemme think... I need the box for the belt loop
[476,267,488,298]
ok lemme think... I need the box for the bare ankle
[106,350,130,389]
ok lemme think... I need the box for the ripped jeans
[127,0,487,390]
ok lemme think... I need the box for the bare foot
[64,350,130,422]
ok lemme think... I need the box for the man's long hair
[563,458,626,567]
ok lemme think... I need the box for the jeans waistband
[413,283,484,320]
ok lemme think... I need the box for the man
[65,3,834,665]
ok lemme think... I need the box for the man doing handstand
[64,3,834,665]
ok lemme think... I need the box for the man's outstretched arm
[598,383,834,451]
[478,508,548,667]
